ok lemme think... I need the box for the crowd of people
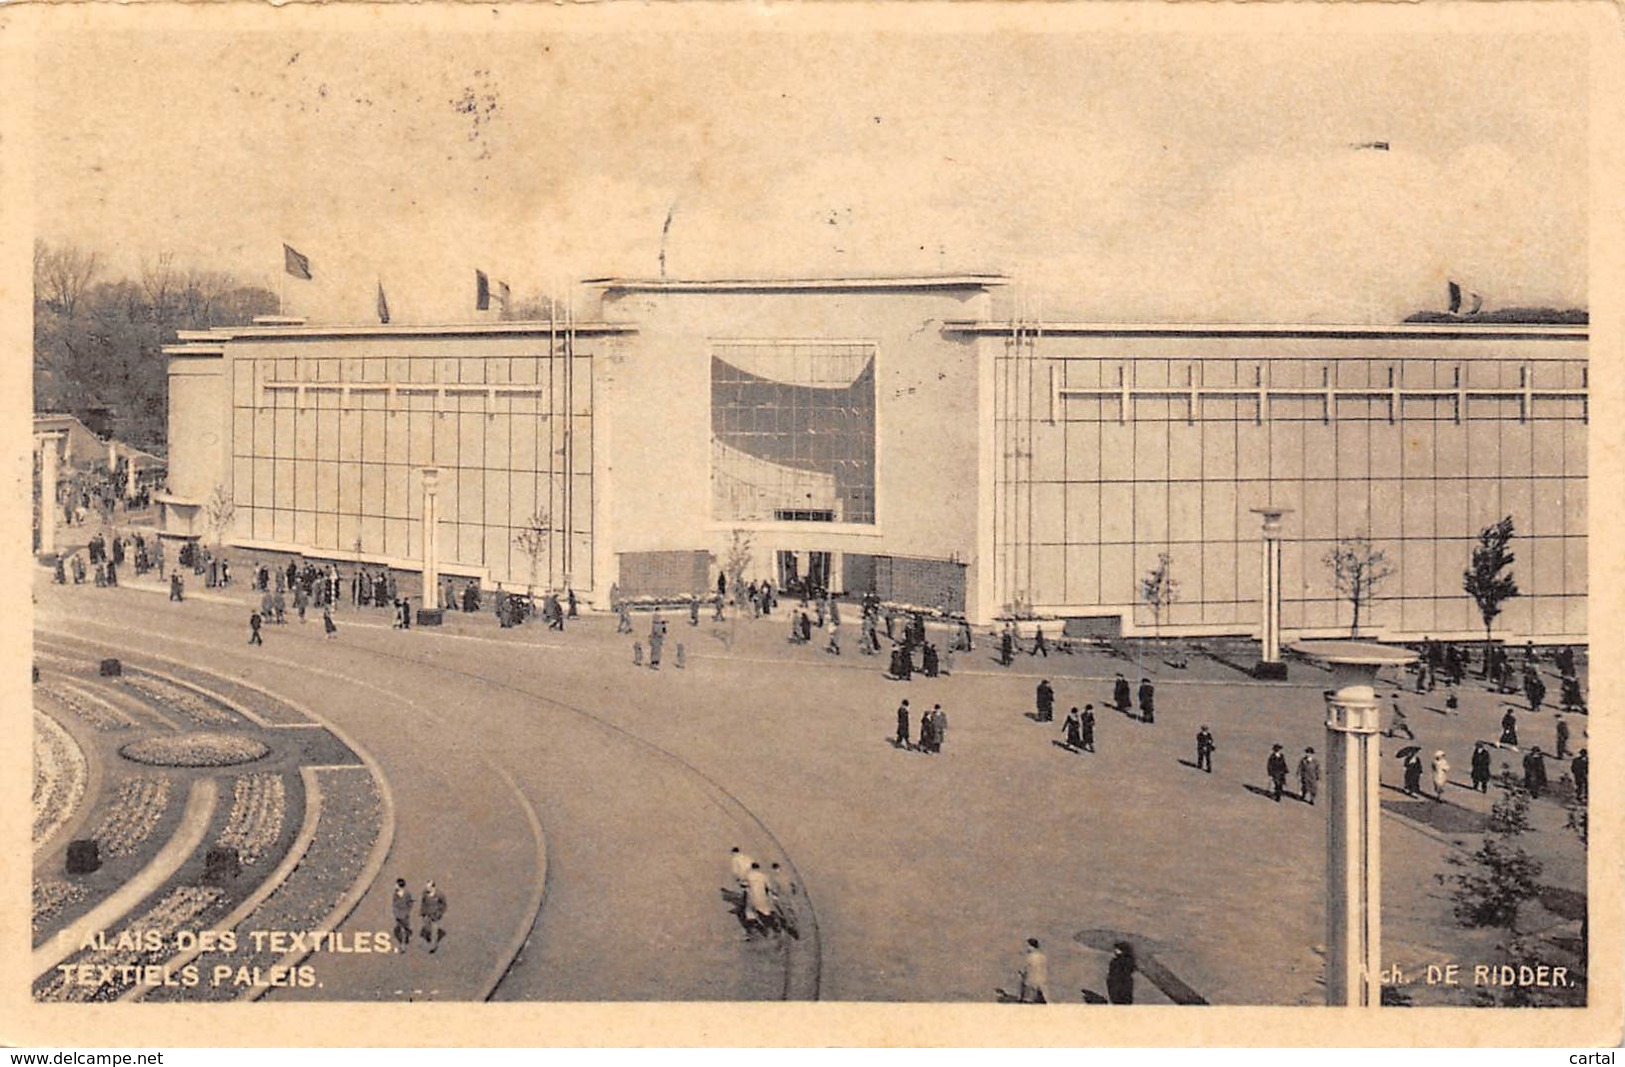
[724,846,800,941]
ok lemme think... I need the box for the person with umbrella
[1400,747,1425,795]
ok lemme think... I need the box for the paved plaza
[31,531,1590,1006]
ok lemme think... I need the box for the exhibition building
[158,275,1587,640]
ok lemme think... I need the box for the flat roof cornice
[172,321,637,344]
[589,274,1009,294]
[941,321,1588,342]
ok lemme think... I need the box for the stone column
[1250,507,1293,679]
[421,468,440,610]
[126,452,138,498]
[1292,641,1414,1008]
[38,434,61,556]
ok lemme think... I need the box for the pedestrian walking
[391,878,413,952]
[931,704,948,753]
[248,611,263,646]
[1079,704,1096,752]
[1195,725,1216,773]
[1391,698,1417,740]
[1525,670,1547,713]
[1522,747,1548,798]
[918,706,937,754]
[999,627,1014,667]
[1555,715,1571,759]
[895,699,911,749]
[1106,942,1137,1005]
[1036,679,1055,723]
[1430,750,1450,801]
[1031,626,1048,657]
[1138,678,1155,724]
[744,862,777,937]
[1267,744,1289,802]
[1298,747,1321,805]
[1403,750,1424,795]
[649,614,665,669]
[322,605,337,639]
[1113,673,1132,714]
[1063,706,1083,750]
[1500,709,1519,748]
[1572,749,1588,802]
[1019,939,1049,1004]
[1471,742,1493,793]
[419,881,447,952]
[169,573,184,601]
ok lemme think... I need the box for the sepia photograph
[5,0,1620,1049]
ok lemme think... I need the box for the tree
[1323,537,1394,637]
[723,528,754,603]
[1464,516,1519,646]
[513,510,553,595]
[202,483,235,549]
[35,239,100,318]
[1140,552,1179,656]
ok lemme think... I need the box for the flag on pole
[475,269,491,311]
[1447,281,1462,315]
[284,244,313,280]
[377,281,391,325]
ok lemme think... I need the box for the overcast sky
[33,13,1588,325]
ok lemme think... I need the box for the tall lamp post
[1292,640,1416,1008]
[420,468,441,619]
[1250,507,1293,679]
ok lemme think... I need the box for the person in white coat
[1431,750,1451,802]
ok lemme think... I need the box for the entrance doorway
[778,550,833,598]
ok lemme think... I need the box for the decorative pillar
[1292,641,1415,1008]
[1250,506,1293,679]
[421,468,440,610]
[38,434,62,557]
[126,452,138,498]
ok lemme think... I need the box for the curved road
[37,582,815,1001]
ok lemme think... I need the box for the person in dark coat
[1138,678,1155,723]
[999,628,1014,667]
[1030,626,1048,658]
[1403,750,1424,795]
[1500,709,1519,747]
[53,558,66,584]
[1036,680,1055,723]
[1063,707,1083,750]
[1079,705,1096,752]
[649,614,666,669]
[169,572,184,601]
[918,707,936,754]
[1522,747,1548,798]
[567,588,578,618]
[248,611,263,646]
[1572,748,1588,802]
[895,700,911,749]
[1114,673,1132,714]
[1196,725,1215,773]
[1267,744,1290,801]
[1470,742,1493,793]
[1106,942,1136,1004]
[1524,670,1547,714]
[1554,716,1571,759]
[921,643,939,677]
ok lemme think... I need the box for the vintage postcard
[2,0,1620,1048]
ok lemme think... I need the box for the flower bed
[161,767,383,1002]
[91,775,173,858]
[34,710,88,848]
[38,682,131,732]
[32,879,88,938]
[34,886,227,1002]
[141,665,312,727]
[123,675,237,727]
[120,732,270,768]
[217,773,288,866]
